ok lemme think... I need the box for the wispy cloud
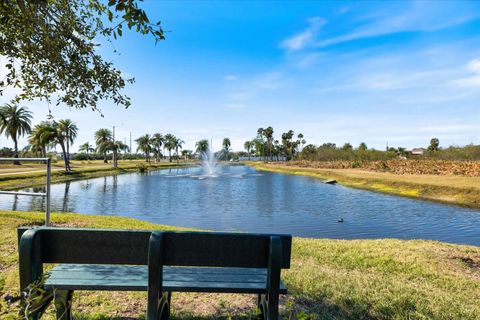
[467,58,480,73]
[418,124,480,134]
[224,74,237,81]
[450,58,480,88]
[224,103,245,109]
[229,72,287,100]
[280,17,326,51]
[280,3,479,51]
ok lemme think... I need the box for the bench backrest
[18,227,152,265]
[152,231,291,268]
[18,227,292,267]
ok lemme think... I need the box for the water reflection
[1,165,480,246]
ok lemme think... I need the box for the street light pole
[113,125,117,168]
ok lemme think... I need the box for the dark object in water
[337,218,344,223]
[324,179,337,184]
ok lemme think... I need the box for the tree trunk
[59,142,70,172]
[66,139,70,161]
[169,150,172,162]
[113,149,118,168]
[13,137,20,165]
[103,152,108,163]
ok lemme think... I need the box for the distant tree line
[0,104,196,171]
[298,138,480,162]
[242,126,306,161]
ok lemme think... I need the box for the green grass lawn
[0,160,195,191]
[0,210,479,319]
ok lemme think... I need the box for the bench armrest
[19,228,43,292]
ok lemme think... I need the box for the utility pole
[113,126,117,168]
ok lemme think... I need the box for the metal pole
[46,158,51,226]
[113,126,117,168]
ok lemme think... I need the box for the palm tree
[244,140,254,160]
[95,128,113,163]
[0,104,33,164]
[28,121,72,171]
[51,121,72,171]
[29,122,56,157]
[222,137,231,160]
[181,149,192,161]
[57,119,78,168]
[174,138,184,164]
[110,140,129,167]
[195,139,209,154]
[135,134,152,163]
[151,133,163,162]
[297,133,305,152]
[163,133,176,162]
[78,142,95,158]
[263,126,274,161]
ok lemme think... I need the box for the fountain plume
[201,144,219,176]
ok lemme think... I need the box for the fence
[0,158,51,226]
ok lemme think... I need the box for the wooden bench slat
[44,264,287,294]
[51,264,267,275]
[50,272,269,283]
[45,280,287,294]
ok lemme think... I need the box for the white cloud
[315,3,479,48]
[224,74,237,81]
[338,7,350,15]
[450,58,480,88]
[418,124,480,134]
[224,103,245,109]
[280,17,326,51]
[467,58,480,73]
[450,75,480,88]
[229,72,287,100]
[294,52,325,68]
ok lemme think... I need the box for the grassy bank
[1,210,479,319]
[246,162,480,209]
[0,160,195,190]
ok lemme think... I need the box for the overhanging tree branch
[0,0,165,113]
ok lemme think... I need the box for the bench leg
[149,291,170,320]
[20,289,54,320]
[258,294,267,320]
[257,293,279,320]
[167,291,172,318]
[54,290,73,320]
[158,291,170,320]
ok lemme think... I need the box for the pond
[2,164,480,246]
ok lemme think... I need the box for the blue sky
[4,0,480,152]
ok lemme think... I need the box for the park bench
[18,227,292,320]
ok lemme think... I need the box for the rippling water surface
[2,164,480,246]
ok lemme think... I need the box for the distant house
[411,148,426,156]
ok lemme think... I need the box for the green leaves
[0,0,165,113]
